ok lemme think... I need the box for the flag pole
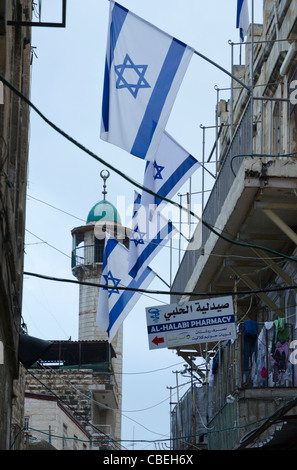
[250,0,254,155]
[193,49,251,93]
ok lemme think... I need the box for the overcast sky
[22,0,263,450]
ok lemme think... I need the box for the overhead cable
[1,74,297,264]
[24,270,297,298]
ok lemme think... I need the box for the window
[62,424,68,450]
[272,101,281,155]
[94,238,105,263]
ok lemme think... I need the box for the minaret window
[94,237,105,263]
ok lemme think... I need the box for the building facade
[24,392,91,450]
[0,0,32,450]
[171,0,297,449]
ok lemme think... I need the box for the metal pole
[178,194,182,265]
[215,86,219,177]
[188,177,192,240]
[170,232,172,287]
[193,49,250,92]
[250,0,255,155]
[230,41,234,141]
[201,125,205,212]
[168,386,173,450]
[173,370,182,450]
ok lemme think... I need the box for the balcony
[28,339,115,371]
[206,320,297,449]
[171,97,253,301]
[71,243,104,269]
[91,426,113,450]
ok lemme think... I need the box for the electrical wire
[1,73,297,266]
[27,193,85,222]
[23,270,297,298]
[18,393,297,447]
[25,229,71,259]
[26,368,124,450]
[122,361,184,375]
[26,193,294,264]
[230,151,297,177]
[31,362,174,438]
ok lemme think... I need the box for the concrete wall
[25,394,91,450]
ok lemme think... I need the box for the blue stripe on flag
[129,221,175,278]
[154,154,198,206]
[131,38,188,159]
[107,267,152,334]
[236,0,244,28]
[102,236,119,273]
[102,2,128,133]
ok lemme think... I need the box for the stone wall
[0,0,31,449]
[25,369,102,428]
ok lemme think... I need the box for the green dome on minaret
[87,200,121,224]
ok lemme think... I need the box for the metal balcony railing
[208,321,296,418]
[171,98,253,299]
[71,244,104,269]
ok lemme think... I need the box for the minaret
[71,170,129,445]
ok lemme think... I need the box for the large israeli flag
[141,131,201,211]
[96,235,155,342]
[236,0,249,42]
[101,1,194,161]
[128,192,178,280]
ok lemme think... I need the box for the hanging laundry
[212,346,223,374]
[243,320,258,373]
[271,341,289,384]
[272,341,289,371]
[274,318,289,344]
[243,319,259,337]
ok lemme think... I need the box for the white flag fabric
[128,192,178,280]
[141,131,201,211]
[96,235,155,342]
[101,1,194,161]
[236,0,249,42]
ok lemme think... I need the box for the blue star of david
[103,270,121,298]
[114,54,150,98]
[131,225,146,247]
[153,161,165,180]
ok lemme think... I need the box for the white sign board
[146,296,236,350]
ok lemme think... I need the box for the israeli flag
[96,235,155,342]
[236,0,249,42]
[101,1,194,161]
[141,131,201,211]
[128,192,178,280]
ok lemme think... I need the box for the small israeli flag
[128,192,178,280]
[96,235,155,342]
[141,131,201,211]
[236,0,249,42]
[101,1,194,161]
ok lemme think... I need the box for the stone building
[0,0,32,450]
[171,0,297,449]
[24,392,91,450]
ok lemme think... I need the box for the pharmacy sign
[146,296,236,350]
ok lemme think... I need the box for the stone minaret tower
[71,170,129,445]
